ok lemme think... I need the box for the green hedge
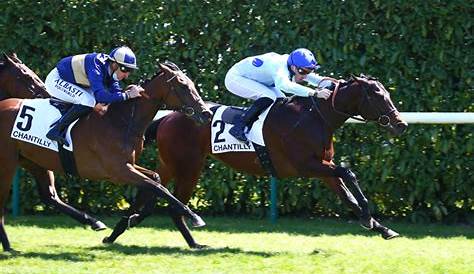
[1,0,472,222]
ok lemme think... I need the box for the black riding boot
[46,104,93,146]
[229,97,274,143]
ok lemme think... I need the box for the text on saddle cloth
[10,98,79,152]
[210,104,273,154]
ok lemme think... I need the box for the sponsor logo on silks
[54,78,84,97]
[213,142,252,152]
[252,58,264,67]
[11,130,52,148]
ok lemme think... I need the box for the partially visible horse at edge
[0,53,212,252]
[104,74,408,248]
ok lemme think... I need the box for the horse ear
[159,63,171,74]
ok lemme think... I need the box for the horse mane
[139,60,182,86]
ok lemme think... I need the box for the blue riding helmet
[287,48,319,70]
[108,46,138,69]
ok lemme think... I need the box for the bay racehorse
[0,53,212,252]
[104,75,408,248]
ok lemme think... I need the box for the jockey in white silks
[225,48,335,144]
[44,46,143,146]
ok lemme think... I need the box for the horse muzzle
[387,120,408,136]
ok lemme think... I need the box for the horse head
[336,74,407,136]
[0,53,49,99]
[141,61,212,125]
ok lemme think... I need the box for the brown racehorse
[0,53,110,232]
[104,75,408,248]
[0,54,212,252]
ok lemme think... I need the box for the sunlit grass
[0,215,472,274]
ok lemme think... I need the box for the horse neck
[318,82,363,130]
[105,89,160,140]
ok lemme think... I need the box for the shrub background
[1,0,472,223]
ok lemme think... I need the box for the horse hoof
[92,221,107,231]
[191,214,206,228]
[191,244,209,249]
[382,228,400,240]
[3,248,21,255]
[102,237,114,244]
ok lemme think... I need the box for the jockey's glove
[125,85,144,100]
[309,88,332,100]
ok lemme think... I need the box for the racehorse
[104,75,408,248]
[0,53,108,233]
[0,53,212,252]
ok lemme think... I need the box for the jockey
[45,46,143,146]
[225,48,335,143]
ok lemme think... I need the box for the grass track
[0,215,472,274]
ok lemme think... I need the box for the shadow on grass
[0,249,96,261]
[6,215,474,240]
[91,243,283,257]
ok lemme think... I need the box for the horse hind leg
[0,148,19,252]
[19,158,106,231]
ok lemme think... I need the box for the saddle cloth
[210,104,273,154]
[11,99,78,152]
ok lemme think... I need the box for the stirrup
[229,125,248,143]
[46,129,68,146]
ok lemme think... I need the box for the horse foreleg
[326,167,400,239]
[169,173,207,249]
[21,160,106,231]
[322,177,365,217]
[112,164,205,228]
[334,167,372,228]
[103,187,156,244]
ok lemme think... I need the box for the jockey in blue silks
[44,46,143,146]
[225,48,335,144]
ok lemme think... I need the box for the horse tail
[144,118,164,145]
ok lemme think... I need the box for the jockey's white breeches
[45,68,96,107]
[225,67,285,101]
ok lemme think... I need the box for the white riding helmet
[108,46,138,70]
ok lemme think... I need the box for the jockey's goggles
[296,67,314,75]
[119,65,134,73]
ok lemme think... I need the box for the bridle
[310,76,396,127]
[143,63,196,117]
